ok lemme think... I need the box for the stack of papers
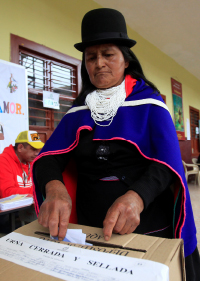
[51,229,92,245]
[0,194,33,211]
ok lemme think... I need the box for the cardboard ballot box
[0,220,185,281]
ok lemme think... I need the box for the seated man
[0,130,44,199]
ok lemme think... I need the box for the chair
[182,160,200,185]
[192,157,200,171]
[192,158,198,164]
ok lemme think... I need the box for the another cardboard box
[0,220,185,281]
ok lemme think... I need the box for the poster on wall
[0,59,28,153]
[171,78,185,140]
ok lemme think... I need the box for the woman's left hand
[103,190,144,241]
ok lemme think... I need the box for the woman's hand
[38,180,72,240]
[103,190,144,241]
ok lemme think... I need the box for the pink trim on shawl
[144,225,170,235]
[93,136,186,238]
[32,125,93,216]
[125,75,137,98]
[175,187,185,238]
[33,184,39,215]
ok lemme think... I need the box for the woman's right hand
[38,180,72,240]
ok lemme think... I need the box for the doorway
[190,106,199,156]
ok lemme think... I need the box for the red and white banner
[0,59,28,153]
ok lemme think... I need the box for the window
[11,34,81,141]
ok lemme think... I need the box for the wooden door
[190,106,199,156]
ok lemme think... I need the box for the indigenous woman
[33,8,200,280]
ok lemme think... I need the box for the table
[0,204,33,232]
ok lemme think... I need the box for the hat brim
[74,38,136,52]
[28,141,44,149]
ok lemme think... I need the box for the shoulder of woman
[126,79,160,101]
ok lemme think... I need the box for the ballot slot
[34,231,147,253]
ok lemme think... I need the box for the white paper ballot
[51,229,92,245]
[0,232,169,281]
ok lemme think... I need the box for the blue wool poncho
[32,75,197,258]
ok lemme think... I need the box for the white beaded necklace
[85,80,126,126]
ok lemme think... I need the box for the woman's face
[85,44,129,89]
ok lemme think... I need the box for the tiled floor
[188,182,200,251]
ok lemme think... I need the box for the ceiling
[94,0,200,81]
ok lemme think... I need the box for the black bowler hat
[74,8,136,52]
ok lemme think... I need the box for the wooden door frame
[189,106,200,156]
